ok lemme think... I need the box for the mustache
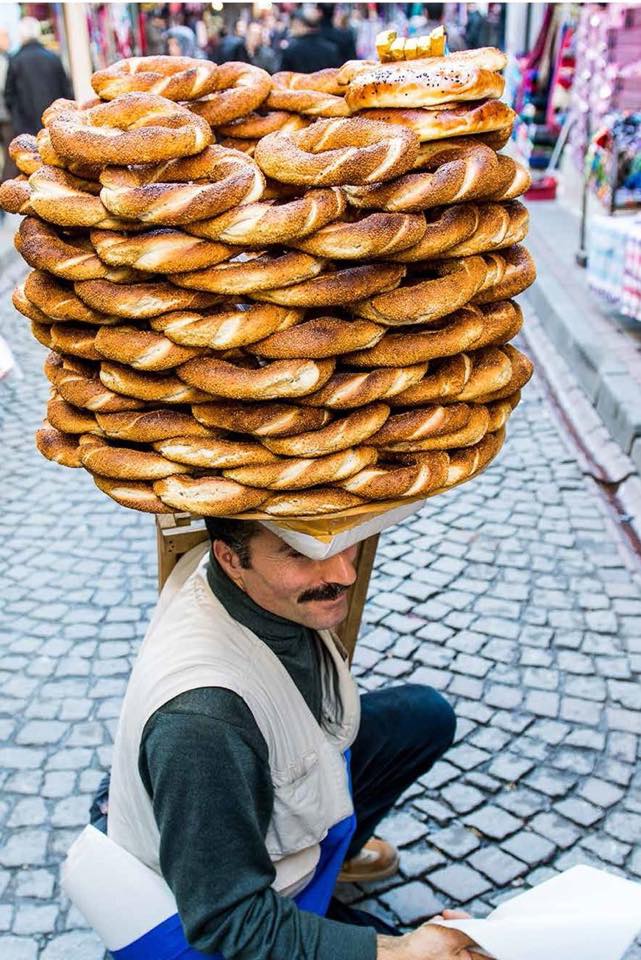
[297,582,349,604]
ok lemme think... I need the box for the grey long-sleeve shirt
[137,554,376,960]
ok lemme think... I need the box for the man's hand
[377,910,485,960]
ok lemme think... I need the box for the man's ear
[212,540,246,588]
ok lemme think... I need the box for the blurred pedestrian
[216,19,249,64]
[0,27,16,189]
[4,17,72,136]
[317,4,356,62]
[280,10,340,74]
[164,24,202,59]
[245,22,279,74]
[423,3,465,52]
[465,3,489,49]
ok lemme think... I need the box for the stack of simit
[1,48,535,521]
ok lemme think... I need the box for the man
[316,4,357,63]
[0,27,16,191]
[94,519,482,959]
[4,17,72,136]
[216,19,250,64]
[280,10,341,74]
[245,21,280,74]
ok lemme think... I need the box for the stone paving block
[488,754,535,783]
[555,797,603,828]
[603,811,641,843]
[40,932,106,960]
[530,812,580,849]
[429,863,492,902]
[580,834,631,867]
[379,811,429,847]
[399,847,446,878]
[464,806,522,841]
[446,744,491,771]
[501,831,556,867]
[468,847,528,886]
[0,937,39,960]
[429,825,480,859]
[380,881,444,924]
[441,783,485,815]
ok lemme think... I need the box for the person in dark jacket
[317,4,356,63]
[280,10,341,74]
[4,17,72,136]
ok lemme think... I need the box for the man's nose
[320,549,358,587]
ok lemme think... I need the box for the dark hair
[426,3,445,21]
[203,517,261,568]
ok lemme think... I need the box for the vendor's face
[213,528,358,630]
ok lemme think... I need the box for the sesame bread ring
[13,281,53,325]
[249,316,385,359]
[0,175,34,215]
[262,489,366,517]
[28,166,138,230]
[35,128,102,181]
[99,146,265,226]
[472,246,536,303]
[95,409,217,443]
[17,218,110,281]
[268,71,349,117]
[92,56,219,102]
[151,304,302,350]
[99,362,211,404]
[223,446,377,490]
[36,426,82,468]
[260,403,389,458]
[49,323,101,361]
[177,356,335,400]
[444,427,504,486]
[291,212,426,260]
[491,155,532,201]
[369,403,472,447]
[73,278,221,319]
[9,134,42,174]
[411,129,513,166]
[217,137,258,156]
[31,319,53,349]
[78,434,190,481]
[254,262,405,308]
[486,396,517,432]
[390,346,511,407]
[218,110,310,139]
[339,449,449,500]
[154,475,269,515]
[94,325,205,371]
[440,202,528,258]
[45,353,145,412]
[25,272,121,326]
[346,61,504,112]
[94,475,174,514]
[344,141,505,213]
[353,255,486,326]
[192,401,331,437]
[254,117,419,186]
[380,404,490,452]
[359,100,516,143]
[474,344,533,402]
[300,363,428,409]
[185,188,346,246]
[172,251,325,295]
[153,436,279,469]
[90,228,238,274]
[187,62,271,126]
[273,69,344,96]
[391,205,480,261]
[48,93,212,165]
[47,394,103,435]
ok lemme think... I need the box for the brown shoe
[337,838,400,883]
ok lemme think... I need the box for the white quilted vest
[108,543,361,897]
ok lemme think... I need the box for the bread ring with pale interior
[261,488,366,517]
[25,271,121,326]
[187,62,271,126]
[95,408,217,443]
[17,218,111,281]
[36,426,82,468]
[49,323,101,361]
[153,436,279,469]
[151,304,302,351]
[368,403,472,447]
[92,56,219,102]
[359,100,516,143]
[99,361,211,404]
[391,205,479,262]
[353,254,486,326]
[178,355,335,400]
[90,228,238,274]
[490,155,532,201]
[474,347,533,403]
[444,427,504,487]
[45,353,145,412]
[223,445,377,490]
[74,278,221,319]
[217,136,258,156]
[379,404,490,452]
[192,400,331,437]
[94,475,174,514]
[472,246,536,303]
[260,403,389,457]
[0,175,34,215]
[35,128,102,181]
[254,262,405,308]
[338,448,450,500]
[78,433,190,480]
[390,346,513,407]
[48,93,212,165]
[439,202,528,258]
[291,212,426,260]
[172,250,325,295]
[268,70,349,117]
[254,117,419,186]
[486,396,517,432]
[249,316,385,359]
[99,146,265,226]
[346,61,504,112]
[31,319,53,348]
[273,69,344,96]
[185,188,346,247]
[94,325,206,371]
[154,475,270,516]
[218,110,310,139]
[47,394,103,435]
[301,363,428,409]
[9,134,42,174]
[29,166,139,230]
[13,281,54,325]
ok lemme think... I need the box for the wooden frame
[155,514,378,659]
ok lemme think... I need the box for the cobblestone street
[1,258,641,959]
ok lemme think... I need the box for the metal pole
[62,3,93,103]
[576,107,591,268]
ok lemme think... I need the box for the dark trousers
[327,683,456,934]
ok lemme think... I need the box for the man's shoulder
[149,686,266,740]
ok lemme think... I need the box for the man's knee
[404,683,456,755]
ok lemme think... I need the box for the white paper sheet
[432,865,641,960]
